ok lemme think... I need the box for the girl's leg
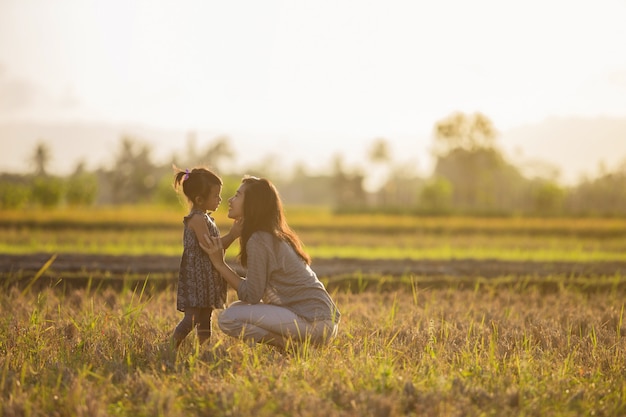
[172,307,203,348]
[195,308,213,345]
[172,309,194,348]
[217,302,311,349]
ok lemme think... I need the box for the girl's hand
[201,235,225,264]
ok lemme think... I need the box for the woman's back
[238,231,340,322]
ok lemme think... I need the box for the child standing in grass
[171,167,241,349]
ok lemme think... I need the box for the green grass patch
[3,206,626,261]
[3,205,626,236]
[308,244,626,262]
[2,228,625,262]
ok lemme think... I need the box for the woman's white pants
[218,301,337,348]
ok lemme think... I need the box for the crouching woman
[202,176,340,349]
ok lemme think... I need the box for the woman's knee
[217,307,244,336]
[310,321,339,345]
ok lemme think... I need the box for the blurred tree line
[1,113,626,216]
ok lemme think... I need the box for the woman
[202,176,340,349]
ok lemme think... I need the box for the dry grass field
[2,277,624,416]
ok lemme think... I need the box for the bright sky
[1,0,625,183]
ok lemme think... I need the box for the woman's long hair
[239,177,311,267]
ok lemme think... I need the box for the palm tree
[368,138,391,165]
[31,141,51,176]
[366,138,392,195]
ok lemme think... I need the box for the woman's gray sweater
[237,231,340,323]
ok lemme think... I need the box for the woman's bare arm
[201,235,243,291]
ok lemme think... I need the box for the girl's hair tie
[183,169,190,181]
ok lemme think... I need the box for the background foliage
[2,112,626,216]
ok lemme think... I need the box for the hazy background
[1,0,625,185]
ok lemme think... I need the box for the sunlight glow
[0,0,625,180]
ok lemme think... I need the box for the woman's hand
[230,218,243,239]
[221,217,243,250]
[201,235,225,265]
[201,234,243,291]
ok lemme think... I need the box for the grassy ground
[1,277,625,416]
[2,207,625,415]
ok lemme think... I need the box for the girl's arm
[188,213,211,243]
[201,235,242,291]
[189,214,239,254]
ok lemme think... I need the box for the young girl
[202,176,340,350]
[171,167,241,349]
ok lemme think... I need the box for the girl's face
[196,184,222,212]
[227,183,246,219]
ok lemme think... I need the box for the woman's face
[227,183,246,219]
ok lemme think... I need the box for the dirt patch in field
[3,253,626,294]
[3,253,626,279]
